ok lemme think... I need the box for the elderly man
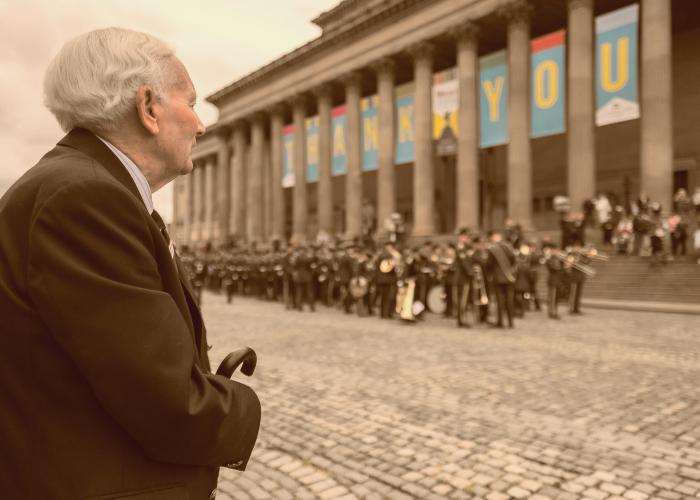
[0,28,261,500]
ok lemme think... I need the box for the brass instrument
[570,247,609,261]
[380,259,396,273]
[349,276,369,298]
[399,278,417,321]
[551,249,597,278]
[473,264,489,306]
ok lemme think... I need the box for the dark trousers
[444,284,455,317]
[569,280,584,313]
[548,284,559,318]
[493,283,514,327]
[295,282,315,311]
[377,283,394,318]
[456,283,473,327]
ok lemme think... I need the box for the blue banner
[531,31,566,138]
[332,106,346,176]
[362,95,378,171]
[395,82,415,164]
[282,126,294,188]
[306,117,318,182]
[479,50,508,148]
[596,4,639,126]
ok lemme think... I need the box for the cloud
[0,0,338,222]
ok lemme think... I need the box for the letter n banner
[479,50,507,148]
[531,31,565,138]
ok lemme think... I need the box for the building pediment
[312,0,390,34]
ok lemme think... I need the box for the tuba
[473,264,489,306]
[399,278,417,321]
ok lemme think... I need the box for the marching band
[180,228,608,328]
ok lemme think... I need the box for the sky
[0,0,340,221]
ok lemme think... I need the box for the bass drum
[426,285,447,314]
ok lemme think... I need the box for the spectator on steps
[595,193,612,226]
[693,187,700,222]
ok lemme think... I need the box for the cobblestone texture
[202,293,700,500]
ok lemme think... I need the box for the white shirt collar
[96,136,154,214]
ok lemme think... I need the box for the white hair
[44,27,176,133]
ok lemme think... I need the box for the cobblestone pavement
[202,292,700,500]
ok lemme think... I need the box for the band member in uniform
[527,240,543,311]
[283,244,297,310]
[339,244,355,313]
[375,242,399,319]
[358,250,376,316]
[487,233,516,328]
[471,235,491,324]
[568,248,590,315]
[513,245,531,318]
[293,243,315,312]
[455,231,474,328]
[543,242,563,319]
[442,244,458,318]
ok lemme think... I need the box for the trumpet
[551,249,597,278]
[472,264,489,305]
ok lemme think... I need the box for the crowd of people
[562,188,700,264]
[181,221,601,329]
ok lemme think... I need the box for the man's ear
[135,86,160,135]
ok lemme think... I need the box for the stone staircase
[536,254,700,304]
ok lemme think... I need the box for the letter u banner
[479,50,507,148]
[531,31,565,138]
[283,125,294,188]
[596,4,639,126]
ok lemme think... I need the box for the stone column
[315,84,334,235]
[182,172,191,245]
[193,161,203,243]
[204,157,215,241]
[344,72,363,239]
[567,0,596,217]
[263,135,271,241]
[292,94,308,242]
[232,122,247,240]
[249,112,265,243]
[217,128,231,244]
[374,57,397,237]
[641,0,673,213]
[453,22,481,230]
[502,0,534,230]
[412,41,436,236]
[269,105,285,240]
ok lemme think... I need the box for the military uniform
[455,244,474,327]
[375,248,398,319]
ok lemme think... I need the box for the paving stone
[486,493,510,500]
[508,487,532,499]
[299,472,329,485]
[320,486,350,500]
[623,492,649,500]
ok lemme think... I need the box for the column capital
[290,93,308,110]
[265,102,286,118]
[312,83,333,100]
[568,0,593,11]
[407,40,435,63]
[498,0,534,26]
[250,111,266,126]
[340,71,362,90]
[449,21,480,49]
[370,57,396,78]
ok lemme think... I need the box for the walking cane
[216,347,257,379]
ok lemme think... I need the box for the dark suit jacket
[292,252,313,284]
[0,129,261,500]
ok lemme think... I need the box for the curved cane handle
[216,347,257,378]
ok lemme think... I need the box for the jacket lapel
[57,128,206,359]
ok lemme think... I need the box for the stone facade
[173,0,700,247]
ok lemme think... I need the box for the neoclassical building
[174,0,698,246]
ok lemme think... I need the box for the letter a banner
[596,4,639,126]
[282,125,294,188]
[480,50,507,148]
[531,31,565,138]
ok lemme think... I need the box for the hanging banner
[332,105,346,176]
[362,95,379,171]
[306,116,319,182]
[531,30,566,138]
[596,4,639,126]
[396,82,415,164]
[432,68,459,156]
[282,125,294,188]
[480,50,508,148]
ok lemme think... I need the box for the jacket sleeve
[26,179,260,468]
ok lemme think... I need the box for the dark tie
[151,209,176,263]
